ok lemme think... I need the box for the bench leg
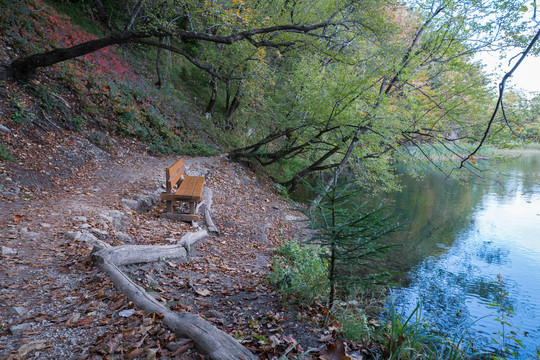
[189,202,196,214]
[166,200,173,213]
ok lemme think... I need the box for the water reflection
[388,154,540,358]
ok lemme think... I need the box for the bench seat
[160,159,204,222]
[160,176,204,202]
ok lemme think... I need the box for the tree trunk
[92,231,256,360]
[155,38,163,88]
[6,31,153,79]
[92,0,109,26]
[125,0,144,31]
[205,76,218,114]
[224,85,242,130]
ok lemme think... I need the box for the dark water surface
[386,154,540,357]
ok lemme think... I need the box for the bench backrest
[165,159,185,193]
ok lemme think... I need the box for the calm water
[386,154,540,357]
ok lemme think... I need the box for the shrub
[269,240,329,304]
[0,145,14,161]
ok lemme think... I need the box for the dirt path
[0,132,323,359]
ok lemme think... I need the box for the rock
[0,191,18,199]
[186,164,211,178]
[7,306,28,317]
[119,309,135,317]
[165,339,192,352]
[95,219,109,229]
[164,237,177,243]
[1,246,17,256]
[39,223,51,228]
[9,322,32,335]
[0,124,11,133]
[90,228,109,236]
[72,216,87,223]
[285,215,301,221]
[121,199,138,211]
[79,231,99,243]
[101,210,129,230]
[205,310,225,319]
[20,228,40,240]
[115,232,132,242]
[68,231,100,246]
[99,214,113,223]
[13,339,47,357]
[67,231,82,240]
[79,223,91,229]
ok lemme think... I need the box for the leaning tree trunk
[5,30,153,79]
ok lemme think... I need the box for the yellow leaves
[469,155,479,166]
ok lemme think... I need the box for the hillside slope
[0,123,328,358]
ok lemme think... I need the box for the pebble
[1,246,17,256]
[119,309,135,317]
[72,216,87,222]
[10,323,32,335]
[7,306,28,317]
[115,232,132,242]
[0,124,12,133]
[90,228,108,236]
[79,223,91,229]
[20,228,41,240]
[40,223,51,228]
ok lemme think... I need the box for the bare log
[92,231,255,360]
[198,188,220,235]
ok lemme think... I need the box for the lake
[386,153,540,358]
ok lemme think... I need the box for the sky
[476,51,540,95]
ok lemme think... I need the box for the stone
[99,214,113,223]
[119,309,135,317]
[79,223,91,229]
[20,229,40,240]
[0,191,18,199]
[0,124,12,133]
[90,228,109,236]
[115,232,132,242]
[186,164,211,178]
[165,339,192,352]
[7,306,28,317]
[1,246,17,256]
[10,323,32,335]
[205,310,225,319]
[285,215,300,221]
[39,223,51,228]
[72,216,87,223]
[68,231,99,245]
[78,231,99,243]
[121,199,138,211]
[136,186,164,213]
[102,210,129,230]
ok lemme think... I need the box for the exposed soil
[0,119,339,359]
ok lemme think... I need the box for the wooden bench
[160,159,204,222]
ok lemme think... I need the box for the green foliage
[0,145,14,161]
[269,240,329,304]
[1,0,219,156]
[487,277,525,359]
[9,98,33,124]
[302,176,399,307]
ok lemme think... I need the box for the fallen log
[198,187,220,234]
[92,230,256,360]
